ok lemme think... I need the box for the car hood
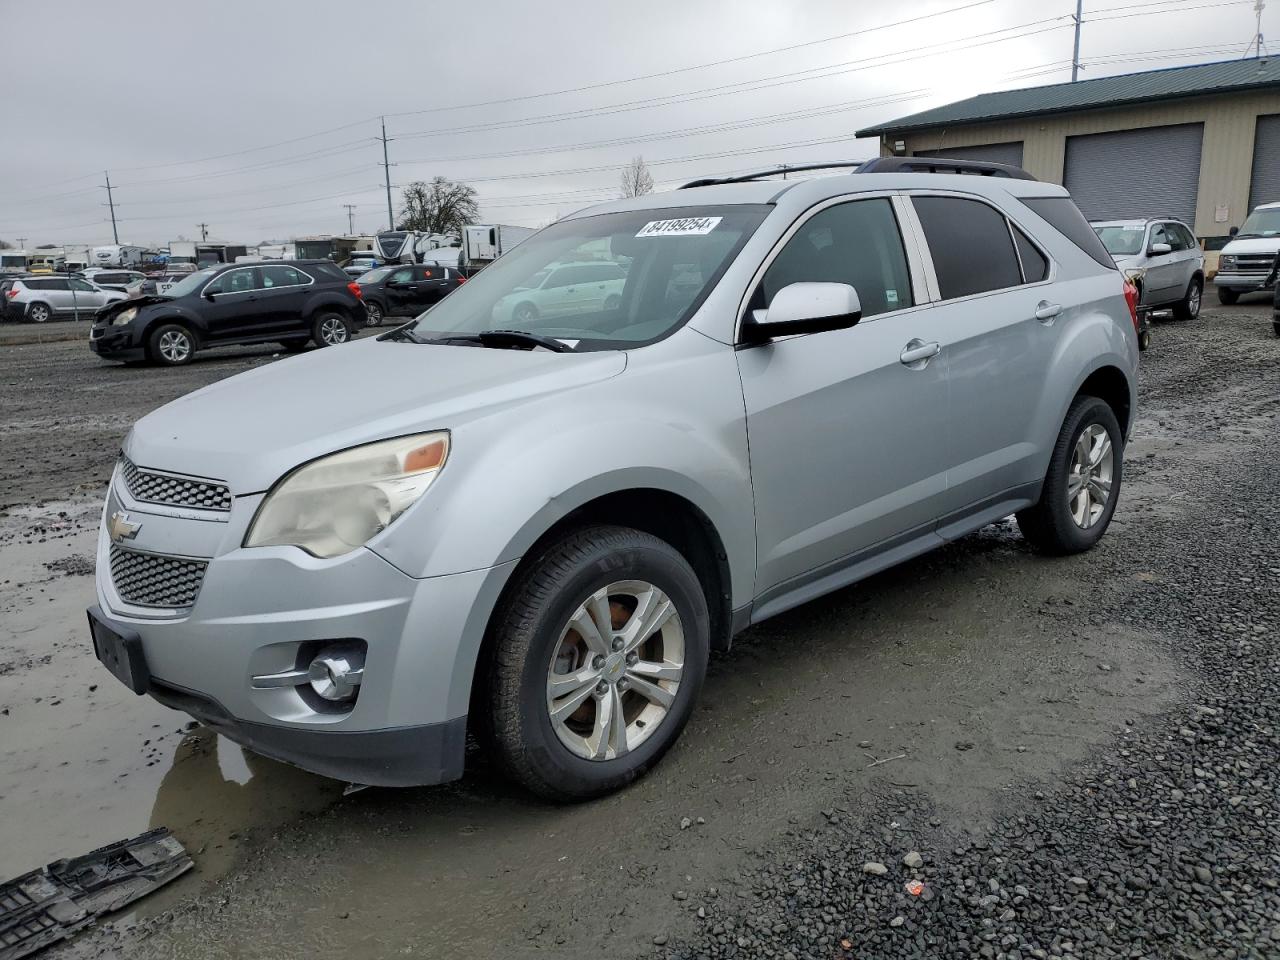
[1220,237,1280,256]
[124,336,627,494]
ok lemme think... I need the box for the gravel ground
[661,307,1280,960]
[1,302,1276,959]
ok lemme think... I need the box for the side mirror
[1149,242,1172,255]
[1229,226,1239,237]
[203,289,217,301]
[741,282,862,343]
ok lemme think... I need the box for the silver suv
[8,276,127,322]
[1092,218,1204,320]
[88,159,1139,799]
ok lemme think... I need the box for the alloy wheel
[366,303,383,327]
[545,580,685,761]
[1188,283,1201,318]
[320,317,349,344]
[1067,423,1113,528]
[158,330,191,363]
[30,305,50,323]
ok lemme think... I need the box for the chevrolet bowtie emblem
[108,511,141,544]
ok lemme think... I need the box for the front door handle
[900,339,940,366]
[1035,300,1062,323]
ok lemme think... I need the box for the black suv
[356,263,464,326]
[91,260,367,366]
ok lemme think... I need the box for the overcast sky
[0,0,1269,248]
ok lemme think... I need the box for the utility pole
[343,204,357,234]
[1071,0,1084,81]
[15,237,27,251]
[380,117,395,231]
[198,222,209,241]
[102,171,119,244]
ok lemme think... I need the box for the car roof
[1254,201,1280,210]
[563,171,1069,221]
[1091,218,1187,228]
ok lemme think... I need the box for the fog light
[307,645,365,702]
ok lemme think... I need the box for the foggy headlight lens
[112,307,139,326]
[244,432,449,558]
[1219,255,1236,269]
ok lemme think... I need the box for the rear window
[913,196,1022,299]
[306,261,350,283]
[1023,197,1116,269]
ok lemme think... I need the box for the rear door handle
[900,339,940,366]
[1035,301,1062,323]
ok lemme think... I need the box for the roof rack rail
[853,156,1038,180]
[679,157,1037,189]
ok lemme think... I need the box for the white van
[1214,202,1280,304]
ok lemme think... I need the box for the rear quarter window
[306,262,350,283]
[1023,197,1116,270]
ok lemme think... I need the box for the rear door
[42,278,74,315]
[738,194,952,600]
[905,191,1061,528]
[256,264,314,334]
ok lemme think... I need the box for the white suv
[7,276,126,323]
[1093,219,1204,320]
[1215,201,1280,304]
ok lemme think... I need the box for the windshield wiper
[475,329,573,352]
[378,325,430,344]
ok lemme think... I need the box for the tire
[148,323,195,366]
[27,302,52,324]
[1173,276,1202,321]
[486,525,710,801]
[364,301,384,327]
[1272,321,1280,338]
[280,339,309,353]
[1138,328,1151,351]
[312,312,352,347]
[1217,286,1239,305]
[512,301,538,325]
[1016,395,1123,555]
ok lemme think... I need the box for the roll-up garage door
[1249,114,1280,211]
[914,141,1024,167]
[1064,123,1203,225]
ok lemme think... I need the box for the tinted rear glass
[1024,197,1116,269]
[913,196,1021,299]
[307,262,349,283]
[1013,226,1049,282]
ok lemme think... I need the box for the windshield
[163,267,218,298]
[1237,207,1280,238]
[1094,226,1145,256]
[401,205,769,349]
[359,266,396,283]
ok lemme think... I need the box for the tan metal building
[857,57,1280,241]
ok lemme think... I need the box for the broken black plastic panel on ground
[0,827,193,960]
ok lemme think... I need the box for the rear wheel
[1173,276,1202,321]
[148,323,195,366]
[1017,396,1123,555]
[486,525,710,800]
[312,313,351,347]
[1217,286,1239,305]
[512,301,538,325]
[1138,328,1151,351]
[27,302,51,324]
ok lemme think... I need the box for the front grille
[119,456,231,512]
[1230,255,1276,271]
[110,545,208,609]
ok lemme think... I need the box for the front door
[1143,223,1182,303]
[737,196,951,599]
[200,266,269,340]
[383,266,418,317]
[68,277,106,317]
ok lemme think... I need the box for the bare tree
[620,156,654,198]
[397,177,479,235]
[0,239,11,250]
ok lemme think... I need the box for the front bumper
[1213,271,1273,291]
[89,322,145,359]
[92,471,514,786]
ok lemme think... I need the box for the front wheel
[1138,328,1151,351]
[1217,286,1239,305]
[1017,396,1123,555]
[364,301,384,327]
[486,525,710,800]
[312,313,351,347]
[148,323,195,366]
[1173,277,1202,321]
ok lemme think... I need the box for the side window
[759,197,913,318]
[544,269,576,290]
[47,279,71,292]
[1012,226,1049,283]
[1150,224,1169,250]
[260,265,306,288]
[1169,224,1194,251]
[389,268,414,283]
[70,278,95,292]
[913,196,1022,299]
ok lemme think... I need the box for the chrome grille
[109,545,208,609]
[119,456,231,512]
[1231,255,1275,270]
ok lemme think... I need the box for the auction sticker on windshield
[636,217,722,238]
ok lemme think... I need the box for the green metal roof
[857,57,1280,137]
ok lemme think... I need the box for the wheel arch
[141,313,201,348]
[1074,363,1133,441]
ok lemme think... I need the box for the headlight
[111,306,139,326]
[244,432,449,558]
[1219,255,1236,269]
